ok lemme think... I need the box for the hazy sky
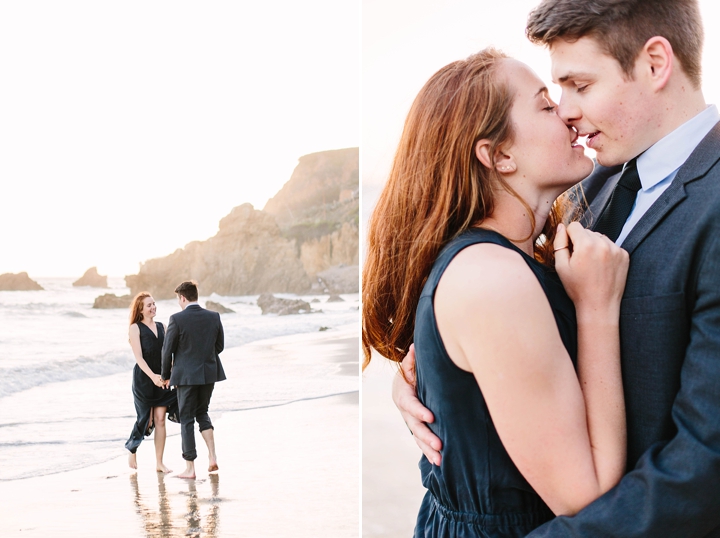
[363,0,720,211]
[1,1,359,277]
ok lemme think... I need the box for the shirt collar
[637,104,720,190]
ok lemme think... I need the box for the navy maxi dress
[414,228,578,538]
[125,321,179,453]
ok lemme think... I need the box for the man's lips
[582,131,601,148]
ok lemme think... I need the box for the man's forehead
[548,36,612,81]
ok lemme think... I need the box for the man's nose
[557,92,581,125]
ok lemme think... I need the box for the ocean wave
[61,310,88,318]
[0,351,135,399]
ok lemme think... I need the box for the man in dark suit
[393,0,720,534]
[161,280,226,479]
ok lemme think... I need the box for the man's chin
[594,151,625,168]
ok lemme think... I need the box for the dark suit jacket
[529,122,720,537]
[161,304,226,387]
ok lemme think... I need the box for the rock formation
[93,293,132,309]
[265,148,359,287]
[125,204,311,299]
[0,272,43,291]
[206,300,235,314]
[125,147,359,298]
[73,267,108,288]
[257,293,312,316]
[316,265,358,294]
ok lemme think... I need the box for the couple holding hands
[364,0,720,536]
[125,281,225,480]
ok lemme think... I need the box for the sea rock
[0,272,44,291]
[257,293,312,316]
[93,293,132,309]
[206,300,235,314]
[326,294,345,302]
[73,267,108,288]
[315,265,359,294]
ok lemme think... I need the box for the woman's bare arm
[434,229,627,515]
[129,324,164,387]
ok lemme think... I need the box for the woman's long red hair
[362,48,569,369]
[129,292,152,326]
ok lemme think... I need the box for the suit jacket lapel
[580,164,623,228]
[621,122,720,255]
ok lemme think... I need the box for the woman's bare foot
[208,460,219,473]
[156,462,172,473]
[128,453,138,470]
[176,461,195,479]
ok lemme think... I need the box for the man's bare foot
[128,453,137,470]
[156,462,172,473]
[176,462,195,479]
[208,460,219,473]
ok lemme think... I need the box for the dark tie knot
[617,158,642,192]
[593,157,643,242]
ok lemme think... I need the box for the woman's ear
[474,139,494,169]
[475,139,516,174]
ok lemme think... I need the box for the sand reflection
[130,473,221,537]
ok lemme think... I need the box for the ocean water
[0,277,359,481]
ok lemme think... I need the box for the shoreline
[2,327,359,537]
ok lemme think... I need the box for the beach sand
[1,331,359,538]
[362,354,426,538]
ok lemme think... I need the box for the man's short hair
[526,0,703,89]
[175,281,199,302]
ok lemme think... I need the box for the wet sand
[2,332,359,537]
[362,354,426,538]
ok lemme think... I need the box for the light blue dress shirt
[615,104,720,246]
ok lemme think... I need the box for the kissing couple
[364,0,720,536]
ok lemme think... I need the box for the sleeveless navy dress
[125,321,179,453]
[414,228,578,537]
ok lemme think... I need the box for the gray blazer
[161,304,226,387]
[529,121,720,537]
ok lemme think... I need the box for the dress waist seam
[429,495,553,528]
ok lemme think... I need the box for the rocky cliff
[125,147,358,299]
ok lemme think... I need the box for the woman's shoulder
[129,322,140,335]
[440,242,542,304]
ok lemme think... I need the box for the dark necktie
[593,158,642,242]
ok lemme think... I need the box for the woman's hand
[152,374,164,387]
[554,222,629,318]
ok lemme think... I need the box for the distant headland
[124,147,359,300]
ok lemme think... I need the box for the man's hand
[392,344,443,465]
[162,378,170,389]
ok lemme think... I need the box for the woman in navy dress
[363,49,629,536]
[125,292,178,472]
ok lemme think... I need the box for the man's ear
[641,36,673,91]
[474,139,516,174]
